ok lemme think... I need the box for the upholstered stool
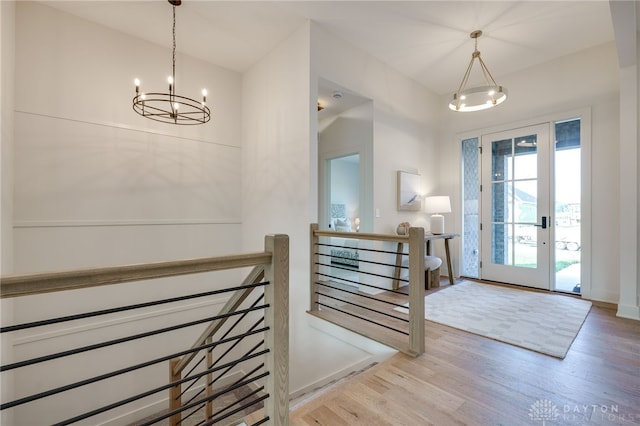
[425,256,442,289]
[400,256,442,289]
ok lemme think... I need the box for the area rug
[396,281,592,358]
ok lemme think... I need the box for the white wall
[1,2,16,423]
[610,0,640,320]
[242,21,396,398]
[7,2,245,423]
[440,42,621,303]
[13,2,242,270]
[1,0,15,277]
[241,19,444,397]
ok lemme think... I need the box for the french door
[480,123,551,289]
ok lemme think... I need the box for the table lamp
[424,196,451,234]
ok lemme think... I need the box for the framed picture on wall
[397,171,422,211]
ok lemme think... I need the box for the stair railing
[1,234,289,426]
[309,224,425,356]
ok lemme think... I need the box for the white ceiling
[43,1,616,97]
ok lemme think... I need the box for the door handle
[533,216,547,229]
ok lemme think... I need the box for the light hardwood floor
[290,281,640,426]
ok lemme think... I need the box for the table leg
[393,242,404,290]
[444,238,454,285]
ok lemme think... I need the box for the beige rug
[397,281,592,358]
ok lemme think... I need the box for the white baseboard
[288,355,382,404]
[617,303,640,321]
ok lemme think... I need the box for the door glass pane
[491,182,510,223]
[491,135,539,269]
[514,224,536,269]
[492,224,511,265]
[492,139,513,180]
[554,119,581,293]
[514,134,537,179]
[514,180,537,224]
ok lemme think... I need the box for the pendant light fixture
[449,30,508,112]
[132,0,210,125]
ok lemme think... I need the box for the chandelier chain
[172,5,176,89]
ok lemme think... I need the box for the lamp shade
[424,196,451,214]
[425,196,451,234]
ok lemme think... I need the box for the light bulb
[488,90,495,96]
[134,78,140,87]
[202,89,208,97]
[174,102,180,110]
[168,76,173,85]
[460,95,466,100]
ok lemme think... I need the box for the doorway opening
[317,78,373,234]
[480,123,551,290]
[461,117,584,294]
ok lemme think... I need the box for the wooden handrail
[0,252,272,299]
[313,229,409,243]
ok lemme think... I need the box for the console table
[424,233,458,285]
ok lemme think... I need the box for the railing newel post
[264,234,289,425]
[169,358,182,426]
[310,224,320,312]
[206,336,213,421]
[408,227,425,355]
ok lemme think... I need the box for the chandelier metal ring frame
[449,30,508,112]
[132,0,211,125]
